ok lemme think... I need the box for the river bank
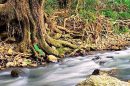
[0,47,130,86]
[0,37,130,71]
[0,0,130,86]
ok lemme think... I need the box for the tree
[0,0,76,57]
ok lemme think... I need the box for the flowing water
[0,48,130,86]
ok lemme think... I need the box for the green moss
[57,47,71,55]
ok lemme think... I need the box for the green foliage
[77,0,130,21]
[101,10,130,20]
[102,10,119,20]
[70,0,77,9]
[34,44,45,56]
[114,25,129,34]
[44,0,130,34]
[44,0,58,14]
[125,0,130,9]
[83,0,97,10]
[79,10,97,21]
[115,0,130,6]
[77,0,98,22]
[100,0,130,20]
[118,12,130,19]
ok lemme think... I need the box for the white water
[0,48,130,86]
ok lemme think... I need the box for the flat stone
[77,75,130,86]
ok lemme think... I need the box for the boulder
[77,75,130,86]
[11,69,20,77]
[92,68,119,76]
[10,69,25,77]
[47,55,58,63]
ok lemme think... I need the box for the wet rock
[77,75,130,86]
[106,56,114,59]
[92,56,100,61]
[10,69,26,77]
[99,61,106,65]
[94,56,113,65]
[92,69,100,75]
[92,68,119,76]
[11,69,20,77]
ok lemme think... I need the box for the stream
[0,48,130,86]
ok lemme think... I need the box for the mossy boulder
[11,69,20,77]
[11,69,23,77]
[77,75,130,86]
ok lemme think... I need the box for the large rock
[77,75,130,86]
[10,69,25,77]
[11,69,21,77]
[91,68,119,76]
[47,55,58,63]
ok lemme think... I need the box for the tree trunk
[0,0,59,56]
[0,0,77,57]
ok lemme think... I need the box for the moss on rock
[77,75,130,86]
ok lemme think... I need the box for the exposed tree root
[46,36,77,49]
[0,0,130,68]
[0,0,79,59]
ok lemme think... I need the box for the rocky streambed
[0,48,130,86]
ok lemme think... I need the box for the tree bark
[0,0,59,55]
[0,0,77,58]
